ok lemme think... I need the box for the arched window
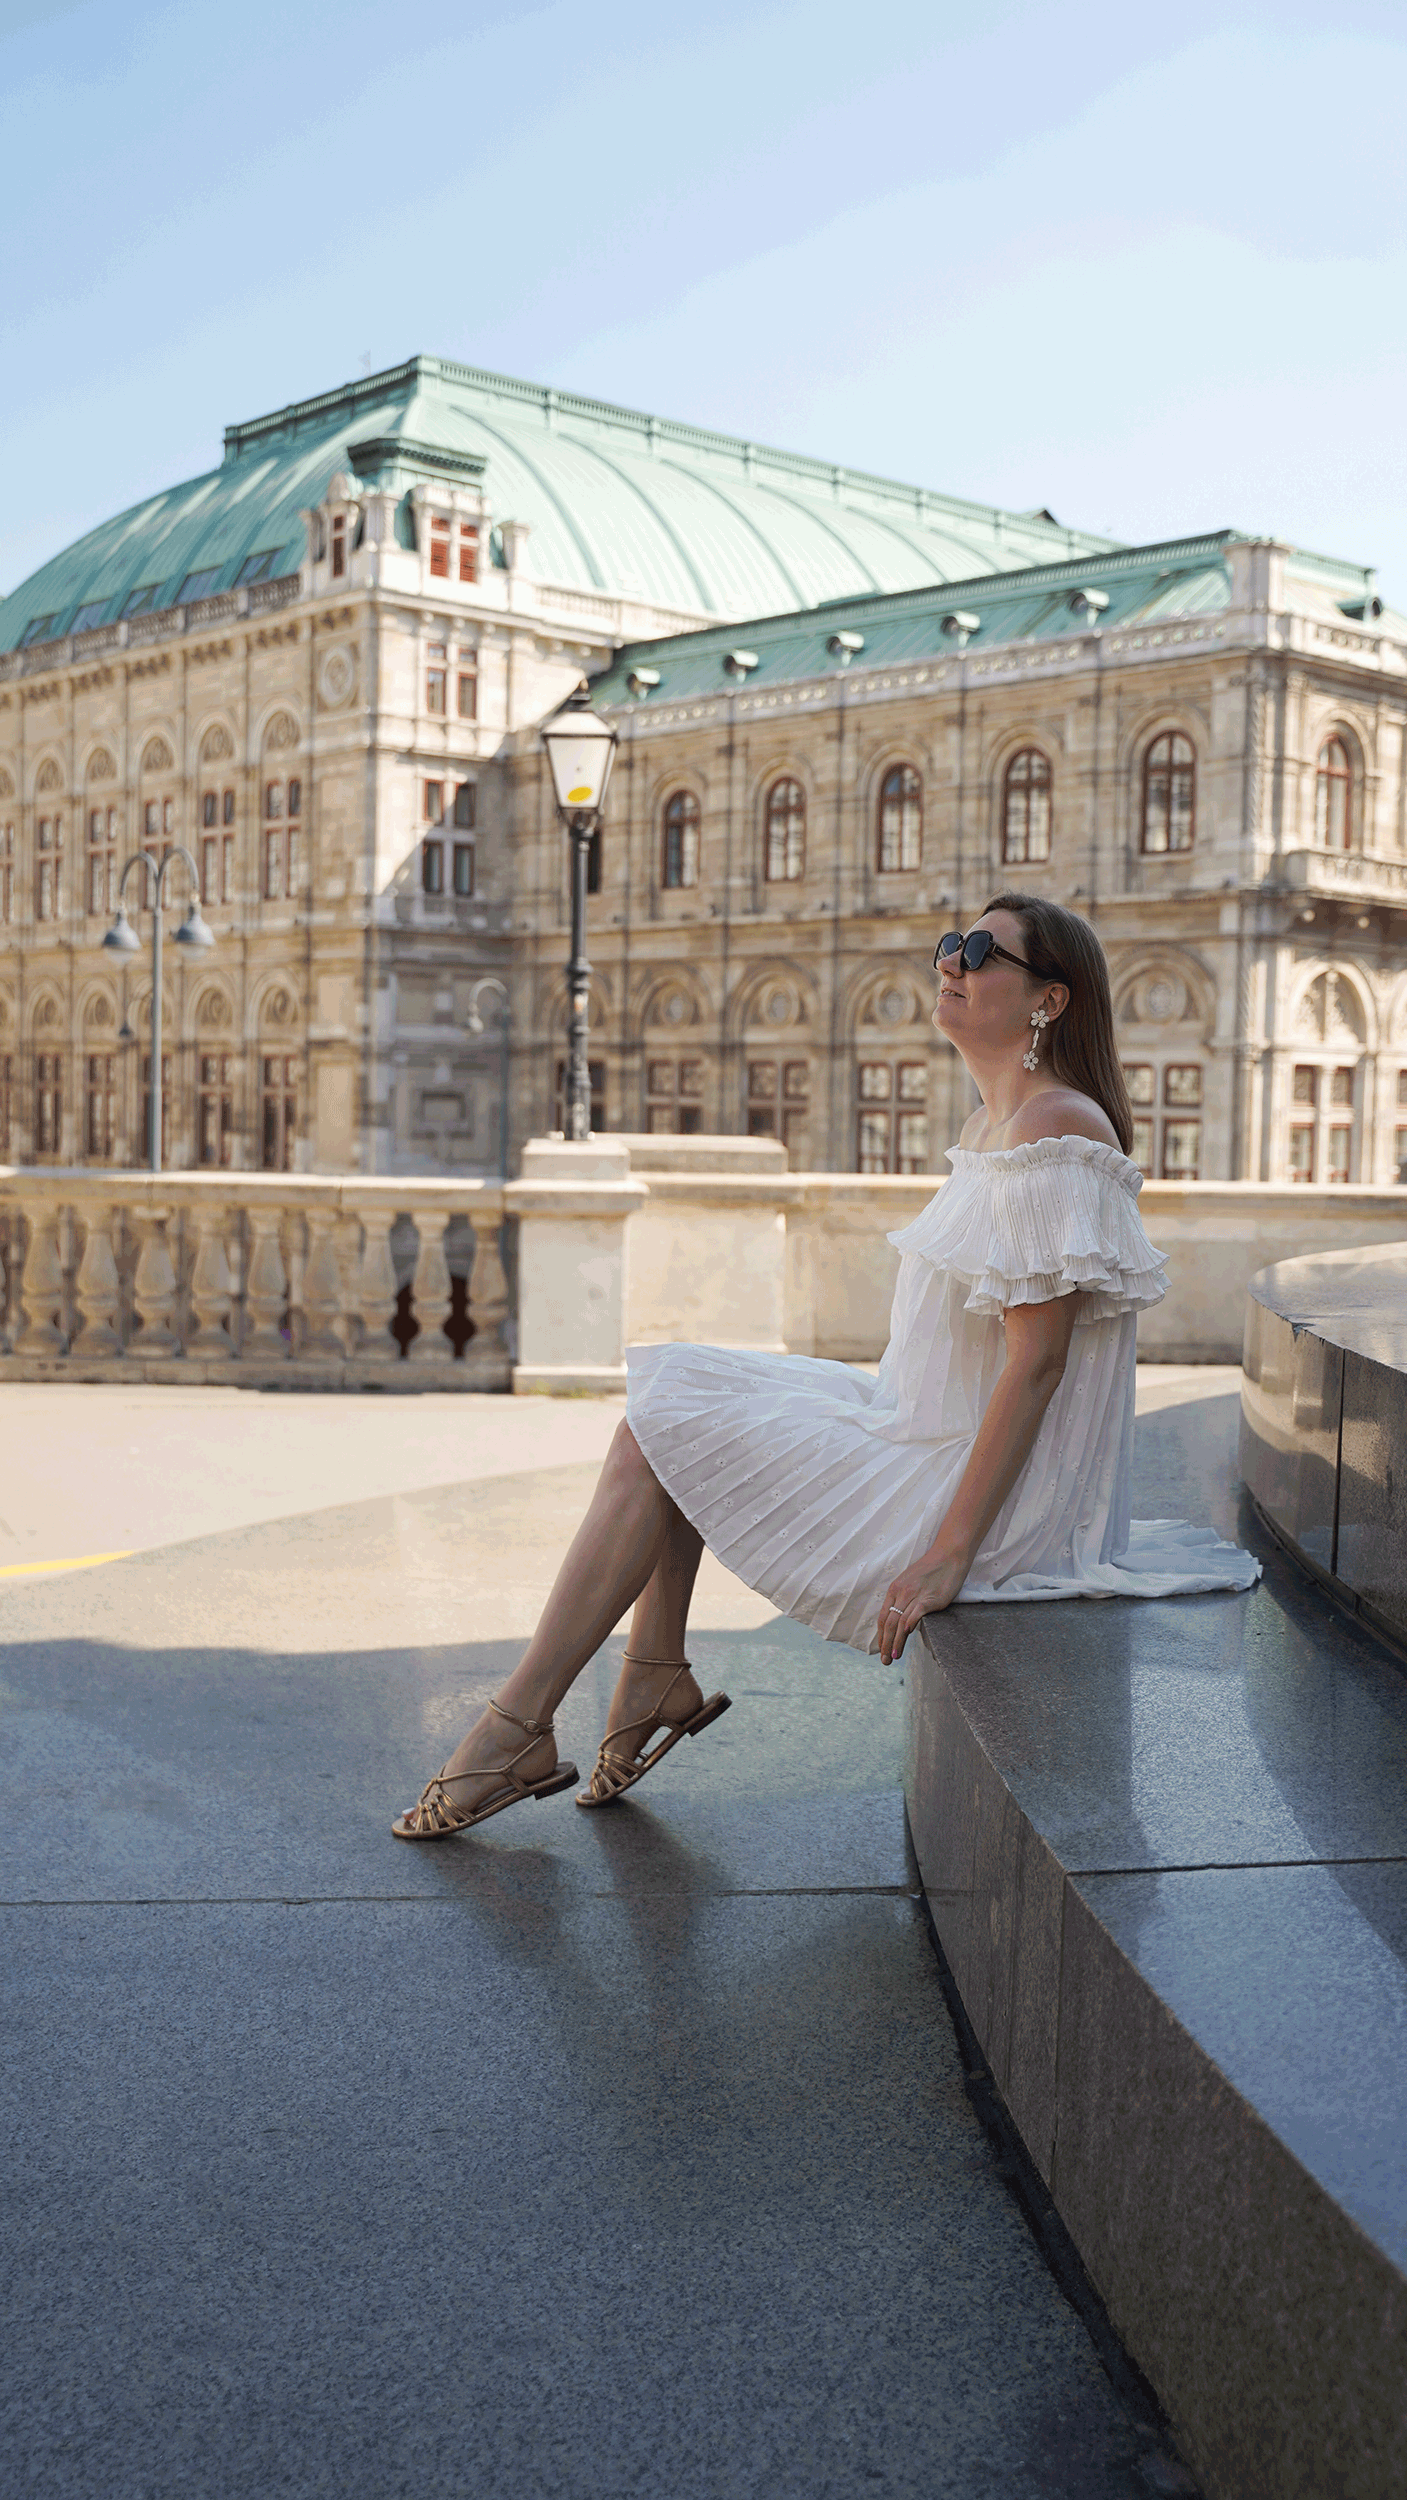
[764,777,805,882]
[877,765,922,873]
[1141,731,1196,854]
[1001,749,1051,864]
[1315,736,1353,849]
[662,790,700,889]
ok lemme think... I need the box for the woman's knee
[607,1419,651,1482]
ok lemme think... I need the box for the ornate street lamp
[103,845,214,1173]
[540,684,618,1142]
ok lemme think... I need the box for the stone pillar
[72,1202,124,1358]
[187,1203,236,1359]
[240,1209,289,1361]
[131,1208,180,1356]
[505,1138,646,1395]
[301,1210,346,1361]
[464,1208,511,1389]
[355,1211,401,1364]
[408,1211,454,1364]
[15,1208,67,1355]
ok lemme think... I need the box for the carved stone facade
[3,405,1406,1189]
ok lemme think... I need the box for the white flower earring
[1022,1006,1050,1073]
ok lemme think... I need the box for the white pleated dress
[626,1135,1261,1654]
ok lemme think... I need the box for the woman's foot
[392,1697,569,1838]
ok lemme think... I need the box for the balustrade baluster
[241,1210,289,1361]
[132,1209,180,1356]
[301,1211,346,1361]
[72,1204,123,1358]
[187,1204,236,1359]
[15,1210,66,1354]
[464,1211,512,1386]
[409,1212,455,1363]
[355,1212,400,1362]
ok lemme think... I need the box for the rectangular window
[0,824,12,924]
[459,524,479,583]
[36,816,63,921]
[262,778,301,901]
[429,517,452,579]
[457,668,478,721]
[856,1061,925,1172]
[222,787,235,825]
[331,517,345,579]
[1130,1116,1155,1176]
[646,1059,706,1136]
[1122,1062,1155,1108]
[453,782,476,830]
[85,1053,116,1160]
[0,1053,10,1153]
[1398,1070,1407,1109]
[221,834,235,901]
[422,839,444,895]
[1327,1127,1352,1184]
[261,1054,298,1171]
[1397,1126,1407,1184]
[1292,1064,1318,1107]
[202,790,217,828]
[1289,1125,1315,1183]
[34,1052,62,1156]
[1161,1120,1201,1180]
[1164,1064,1203,1109]
[199,1053,235,1167]
[1330,1065,1354,1107]
[452,842,474,897]
[426,667,446,715]
[423,780,444,824]
[87,806,116,917]
[201,836,219,904]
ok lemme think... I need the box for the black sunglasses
[933,929,1032,975]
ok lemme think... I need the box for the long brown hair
[980,890,1134,1155]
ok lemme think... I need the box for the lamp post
[540,685,618,1142]
[466,974,511,1180]
[102,846,215,1173]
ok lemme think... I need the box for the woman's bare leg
[598,1506,707,1760]
[427,1421,688,1807]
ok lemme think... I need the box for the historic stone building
[2,355,1405,1187]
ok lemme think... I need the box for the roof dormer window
[122,585,160,619]
[459,524,479,584]
[331,516,346,579]
[236,550,279,587]
[178,568,222,605]
[72,601,110,634]
[430,517,452,579]
[21,614,57,647]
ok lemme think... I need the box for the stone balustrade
[0,1170,512,1388]
[2,1142,1403,1391]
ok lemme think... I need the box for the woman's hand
[876,1544,971,1663]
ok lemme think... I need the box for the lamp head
[826,631,864,664]
[541,684,618,821]
[102,904,141,955]
[174,900,216,950]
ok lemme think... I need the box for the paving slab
[0,1383,1205,2498]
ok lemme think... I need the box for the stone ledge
[907,1490,1407,2500]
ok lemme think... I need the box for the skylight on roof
[235,550,280,586]
[71,600,110,634]
[21,614,58,647]
[122,585,161,619]
[178,568,223,605]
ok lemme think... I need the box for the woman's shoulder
[1003,1088,1121,1151]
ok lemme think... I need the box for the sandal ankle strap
[488,1696,553,1740]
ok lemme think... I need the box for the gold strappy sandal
[392,1699,579,1841]
[576,1655,732,1809]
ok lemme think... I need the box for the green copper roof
[587,533,1240,706]
[0,355,1122,655]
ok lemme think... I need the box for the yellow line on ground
[0,1551,134,1578]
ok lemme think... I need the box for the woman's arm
[876,1293,1079,1663]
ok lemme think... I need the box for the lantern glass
[542,693,617,817]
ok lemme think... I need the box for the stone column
[240,1209,289,1361]
[463,1209,511,1388]
[15,1207,67,1355]
[300,1210,346,1362]
[72,1202,124,1358]
[355,1211,401,1364]
[408,1211,454,1364]
[505,1139,646,1394]
[187,1203,236,1359]
[131,1208,181,1356]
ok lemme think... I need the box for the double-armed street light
[540,685,618,1143]
[466,974,512,1180]
[102,846,215,1173]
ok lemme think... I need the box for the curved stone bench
[906,1371,1407,2500]
[1241,1240,1407,1656]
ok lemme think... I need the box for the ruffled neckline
[946,1135,1143,1195]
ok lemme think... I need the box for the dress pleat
[627,1136,1261,1653]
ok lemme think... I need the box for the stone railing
[1280,845,1407,901]
[0,575,304,681]
[0,1171,511,1388]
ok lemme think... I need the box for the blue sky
[3,0,1406,599]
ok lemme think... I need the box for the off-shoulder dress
[625,1134,1261,1654]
